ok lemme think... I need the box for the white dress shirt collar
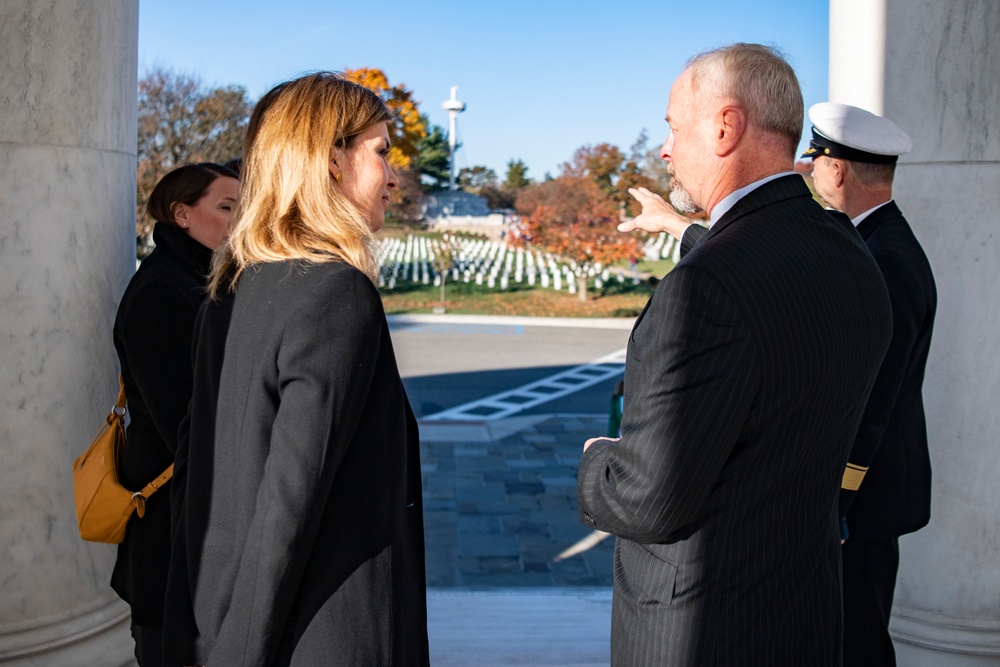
[709,171,797,227]
[851,200,894,227]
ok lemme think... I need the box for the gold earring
[334,172,343,183]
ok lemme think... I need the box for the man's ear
[715,106,746,157]
[831,158,847,188]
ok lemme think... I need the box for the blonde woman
[164,73,428,666]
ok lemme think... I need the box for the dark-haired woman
[111,162,238,666]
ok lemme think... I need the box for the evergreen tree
[416,122,452,192]
[504,159,531,190]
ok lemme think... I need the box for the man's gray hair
[688,43,804,157]
[849,161,896,187]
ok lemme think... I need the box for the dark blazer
[696,204,937,537]
[163,279,235,663]
[165,260,428,667]
[577,175,892,666]
[840,201,936,538]
[111,222,212,627]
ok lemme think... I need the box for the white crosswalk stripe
[422,348,627,421]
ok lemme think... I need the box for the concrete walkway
[419,414,615,665]
[428,589,611,666]
[420,414,615,589]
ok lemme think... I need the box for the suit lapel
[630,292,655,333]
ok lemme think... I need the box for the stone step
[428,588,612,666]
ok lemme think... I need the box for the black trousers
[131,623,165,667]
[842,536,900,667]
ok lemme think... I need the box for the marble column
[831,1,1000,664]
[0,2,138,665]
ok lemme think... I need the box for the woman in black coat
[164,73,429,666]
[111,162,238,666]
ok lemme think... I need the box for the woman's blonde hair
[209,72,391,297]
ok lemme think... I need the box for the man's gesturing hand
[584,436,620,452]
[620,187,692,241]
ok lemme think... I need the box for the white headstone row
[642,232,677,261]
[377,234,643,293]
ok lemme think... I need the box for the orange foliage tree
[343,68,426,170]
[562,141,657,217]
[515,176,642,302]
[562,143,625,199]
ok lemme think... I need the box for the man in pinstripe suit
[577,44,893,666]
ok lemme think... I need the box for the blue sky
[139,1,829,180]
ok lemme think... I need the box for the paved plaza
[389,314,628,590]
[427,588,612,666]
[420,415,615,589]
[386,315,631,665]
[419,415,617,665]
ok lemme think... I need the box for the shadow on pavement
[419,412,615,589]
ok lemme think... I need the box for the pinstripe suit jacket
[695,203,937,537]
[578,175,892,666]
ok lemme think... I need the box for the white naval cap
[801,102,912,164]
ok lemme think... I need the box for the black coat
[577,175,892,666]
[163,275,235,663]
[165,260,428,667]
[694,203,938,537]
[111,222,213,626]
[841,201,936,538]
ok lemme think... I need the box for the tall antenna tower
[441,86,466,191]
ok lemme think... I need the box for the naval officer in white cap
[805,102,937,667]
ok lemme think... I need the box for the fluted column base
[0,596,134,666]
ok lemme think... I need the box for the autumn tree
[344,68,426,170]
[561,140,659,218]
[515,175,642,302]
[562,143,625,200]
[136,68,251,253]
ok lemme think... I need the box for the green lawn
[634,258,675,278]
[380,276,656,318]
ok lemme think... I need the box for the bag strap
[112,375,175,517]
[131,463,175,519]
[115,374,126,411]
[106,374,127,426]
[139,463,174,497]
